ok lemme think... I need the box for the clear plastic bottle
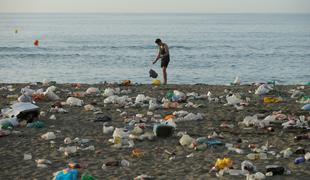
[247,153,267,160]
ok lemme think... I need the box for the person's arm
[153,49,161,64]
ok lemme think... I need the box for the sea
[0,13,309,84]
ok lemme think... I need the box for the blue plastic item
[207,139,223,146]
[54,168,78,180]
[302,103,310,111]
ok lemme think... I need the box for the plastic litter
[149,69,158,78]
[179,134,194,146]
[153,123,174,137]
[265,165,285,176]
[255,84,273,95]
[152,79,161,85]
[66,97,84,106]
[41,132,56,140]
[23,153,32,160]
[86,87,100,94]
[301,103,310,110]
[53,168,78,180]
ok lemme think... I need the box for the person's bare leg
[162,67,167,85]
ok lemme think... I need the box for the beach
[0,82,309,179]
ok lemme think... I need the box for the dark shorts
[161,56,170,68]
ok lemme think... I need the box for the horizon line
[0,12,310,14]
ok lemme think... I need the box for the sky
[0,0,309,13]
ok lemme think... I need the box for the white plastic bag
[255,84,272,95]
[102,88,115,97]
[41,132,56,140]
[179,134,194,146]
[66,97,84,106]
[86,87,100,94]
[135,94,147,104]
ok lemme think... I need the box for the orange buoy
[34,40,39,46]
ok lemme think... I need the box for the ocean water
[0,13,309,84]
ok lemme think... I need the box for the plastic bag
[149,99,159,110]
[226,94,242,105]
[102,88,115,97]
[54,168,78,180]
[86,87,100,94]
[179,134,194,146]
[66,97,84,106]
[41,132,56,140]
[135,94,147,104]
[152,79,161,85]
[149,69,158,78]
[81,172,96,180]
[255,84,272,95]
[18,94,32,102]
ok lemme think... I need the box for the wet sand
[0,83,309,179]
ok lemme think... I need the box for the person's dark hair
[155,39,162,44]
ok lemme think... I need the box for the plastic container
[294,157,306,164]
[301,103,310,111]
[247,153,267,160]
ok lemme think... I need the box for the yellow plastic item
[215,158,233,169]
[263,97,282,103]
[152,79,161,85]
[114,136,121,145]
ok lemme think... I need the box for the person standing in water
[153,38,170,85]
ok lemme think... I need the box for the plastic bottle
[247,153,267,160]
[228,147,244,154]
[294,157,306,164]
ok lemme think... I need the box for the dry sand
[0,83,309,179]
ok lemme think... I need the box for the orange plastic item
[164,115,175,121]
[34,40,39,46]
[72,92,85,98]
[32,93,45,101]
[132,148,144,157]
[121,80,131,86]
[72,83,81,89]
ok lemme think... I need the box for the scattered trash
[255,84,273,95]
[301,103,310,110]
[53,168,78,179]
[0,83,308,178]
[66,97,84,106]
[265,165,285,176]
[23,153,32,160]
[152,79,161,85]
[149,69,158,78]
[41,132,56,140]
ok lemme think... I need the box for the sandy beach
[0,82,309,179]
